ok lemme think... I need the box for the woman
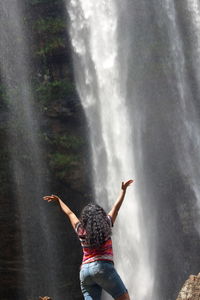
[43,179,133,300]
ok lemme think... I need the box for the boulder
[176,273,200,300]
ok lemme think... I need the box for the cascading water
[66,1,155,299]
[0,1,60,298]
[66,0,200,299]
[167,0,200,236]
[152,0,200,234]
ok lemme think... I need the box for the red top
[75,215,113,264]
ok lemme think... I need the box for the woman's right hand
[43,194,60,202]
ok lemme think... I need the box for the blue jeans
[80,261,128,300]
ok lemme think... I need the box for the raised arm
[108,180,133,224]
[43,195,79,230]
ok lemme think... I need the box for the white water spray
[0,1,58,298]
[66,1,154,298]
[160,0,200,235]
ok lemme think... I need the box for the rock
[176,273,200,300]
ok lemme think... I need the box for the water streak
[161,0,200,234]
[0,1,57,298]
[67,0,154,298]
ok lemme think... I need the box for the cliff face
[0,1,92,299]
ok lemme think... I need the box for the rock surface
[0,1,92,300]
[177,273,200,300]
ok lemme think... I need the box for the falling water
[66,0,200,299]
[171,0,200,235]
[66,1,154,299]
[0,1,58,298]
[152,0,200,234]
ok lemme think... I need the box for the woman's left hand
[121,180,134,191]
[43,194,60,202]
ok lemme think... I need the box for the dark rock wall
[0,1,92,299]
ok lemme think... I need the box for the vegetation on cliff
[0,1,92,299]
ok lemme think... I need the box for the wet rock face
[0,1,92,300]
[176,273,200,300]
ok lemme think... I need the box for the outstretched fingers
[125,179,134,186]
[122,179,134,190]
[43,195,59,202]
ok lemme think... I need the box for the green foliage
[33,17,66,56]
[36,37,65,56]
[35,17,66,34]
[49,152,79,169]
[48,152,80,180]
[45,133,84,181]
[35,78,75,103]
[51,134,84,151]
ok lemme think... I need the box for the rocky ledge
[177,273,200,300]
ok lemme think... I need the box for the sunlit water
[160,0,200,235]
[66,0,200,299]
[66,1,155,299]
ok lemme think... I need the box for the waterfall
[66,0,200,299]
[154,0,200,235]
[0,1,59,298]
[175,0,200,235]
[66,1,155,299]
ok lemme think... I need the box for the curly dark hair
[80,204,112,248]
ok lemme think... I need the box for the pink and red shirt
[75,215,113,265]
